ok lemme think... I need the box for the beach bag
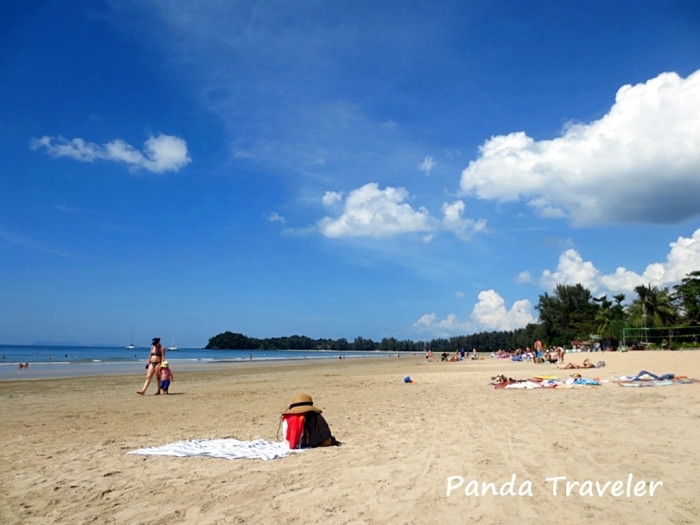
[302,412,341,448]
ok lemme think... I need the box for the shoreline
[0,352,399,382]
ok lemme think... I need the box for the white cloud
[414,313,467,333]
[455,291,465,298]
[441,200,487,241]
[322,191,343,207]
[418,155,436,175]
[540,228,700,294]
[516,271,532,284]
[267,212,285,223]
[414,290,535,335]
[31,134,191,173]
[460,70,700,225]
[470,290,536,331]
[318,185,486,241]
[414,313,438,329]
[318,183,432,238]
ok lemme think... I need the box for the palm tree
[629,285,676,327]
[594,294,626,349]
[627,284,677,347]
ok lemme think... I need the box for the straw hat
[161,361,169,368]
[282,393,322,415]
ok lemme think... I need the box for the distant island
[204,327,542,352]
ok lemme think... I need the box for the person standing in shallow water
[137,337,166,395]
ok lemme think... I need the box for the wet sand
[1,351,699,524]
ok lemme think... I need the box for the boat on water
[126,331,135,350]
[168,336,178,351]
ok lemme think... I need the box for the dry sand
[1,351,700,525]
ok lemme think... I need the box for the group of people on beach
[425,348,480,362]
[491,348,561,363]
[486,340,606,369]
[488,340,569,364]
[425,339,607,368]
[137,337,174,395]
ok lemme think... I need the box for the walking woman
[137,337,166,395]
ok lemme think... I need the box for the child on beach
[158,361,174,395]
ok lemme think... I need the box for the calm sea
[0,344,391,381]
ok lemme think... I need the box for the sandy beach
[1,350,699,525]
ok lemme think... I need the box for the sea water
[0,344,389,381]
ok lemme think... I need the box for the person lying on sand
[490,374,517,385]
[631,370,675,381]
[613,371,690,383]
[559,358,596,369]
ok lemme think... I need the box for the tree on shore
[593,294,626,349]
[627,284,676,328]
[536,284,598,346]
[673,271,700,325]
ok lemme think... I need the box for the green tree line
[205,271,700,352]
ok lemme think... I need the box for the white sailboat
[126,331,136,350]
[168,335,178,351]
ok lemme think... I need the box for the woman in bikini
[558,358,596,369]
[137,337,166,395]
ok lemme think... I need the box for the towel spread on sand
[127,439,301,461]
[617,379,693,387]
[503,380,560,389]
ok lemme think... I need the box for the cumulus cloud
[318,183,432,238]
[31,134,191,173]
[442,200,487,241]
[418,155,436,175]
[322,191,343,207]
[318,184,487,240]
[471,290,536,331]
[540,228,700,294]
[267,212,285,223]
[414,290,535,335]
[460,70,700,225]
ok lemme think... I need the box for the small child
[158,361,174,395]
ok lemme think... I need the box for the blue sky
[1,0,700,347]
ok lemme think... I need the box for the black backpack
[301,412,342,448]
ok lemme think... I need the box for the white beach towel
[505,381,544,389]
[127,438,301,461]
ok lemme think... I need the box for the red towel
[283,414,305,449]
